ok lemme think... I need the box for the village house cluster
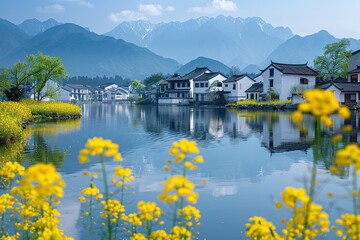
[54,49,360,105]
[55,83,133,103]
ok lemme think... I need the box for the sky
[1,0,360,39]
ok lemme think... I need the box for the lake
[20,104,360,239]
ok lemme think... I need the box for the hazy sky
[1,0,360,38]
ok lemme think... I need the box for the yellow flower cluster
[158,176,198,204]
[112,166,134,187]
[130,233,147,240]
[0,161,25,181]
[332,144,360,173]
[14,163,65,207]
[137,201,162,221]
[21,100,81,118]
[101,199,125,222]
[335,213,360,239]
[0,101,32,123]
[281,187,309,208]
[170,226,192,240]
[122,213,142,226]
[78,137,122,163]
[31,207,73,240]
[179,206,201,227]
[1,233,20,240]
[149,230,169,239]
[280,187,329,239]
[246,216,282,240]
[78,183,103,203]
[291,89,350,127]
[165,139,203,172]
[0,193,15,214]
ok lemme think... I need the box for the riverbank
[0,101,81,144]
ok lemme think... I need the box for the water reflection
[23,120,81,168]
[15,104,360,239]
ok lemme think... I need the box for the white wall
[280,75,316,101]
[224,76,255,101]
[56,88,74,102]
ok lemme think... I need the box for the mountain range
[106,15,293,68]
[0,20,180,79]
[1,16,360,80]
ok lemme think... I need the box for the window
[177,93,180,98]
[187,82,190,87]
[217,82,222,87]
[300,78,309,85]
[200,83,204,87]
[269,79,273,87]
[225,84,228,87]
[182,82,185,87]
[351,74,358,82]
[233,84,236,90]
[269,68,274,77]
[177,83,180,88]
[195,83,199,88]
[205,83,208,87]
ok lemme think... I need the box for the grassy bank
[0,101,81,143]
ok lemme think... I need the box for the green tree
[143,73,165,102]
[29,52,67,101]
[314,39,352,80]
[1,60,38,101]
[143,73,165,89]
[130,79,145,96]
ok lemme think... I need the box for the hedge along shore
[0,101,81,144]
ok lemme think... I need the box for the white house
[193,72,227,102]
[223,74,255,102]
[56,84,92,102]
[159,68,212,105]
[260,61,317,101]
[102,87,129,102]
[56,85,76,102]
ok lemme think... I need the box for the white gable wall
[280,75,316,101]
[224,76,255,101]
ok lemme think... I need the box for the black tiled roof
[245,82,263,93]
[193,72,223,81]
[352,49,360,55]
[223,74,249,83]
[262,61,317,76]
[320,81,360,92]
[64,84,90,90]
[349,66,360,74]
[177,67,210,81]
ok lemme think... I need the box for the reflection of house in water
[260,113,314,153]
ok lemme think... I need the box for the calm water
[21,104,360,239]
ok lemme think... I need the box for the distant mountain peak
[18,18,61,36]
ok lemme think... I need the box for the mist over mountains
[1,15,360,79]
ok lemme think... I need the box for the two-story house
[193,72,227,102]
[57,84,92,102]
[223,74,255,102]
[259,61,317,101]
[159,68,212,104]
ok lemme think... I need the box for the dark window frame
[269,68,274,77]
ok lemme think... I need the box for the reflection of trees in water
[24,132,66,168]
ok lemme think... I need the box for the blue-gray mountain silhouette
[0,23,181,79]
